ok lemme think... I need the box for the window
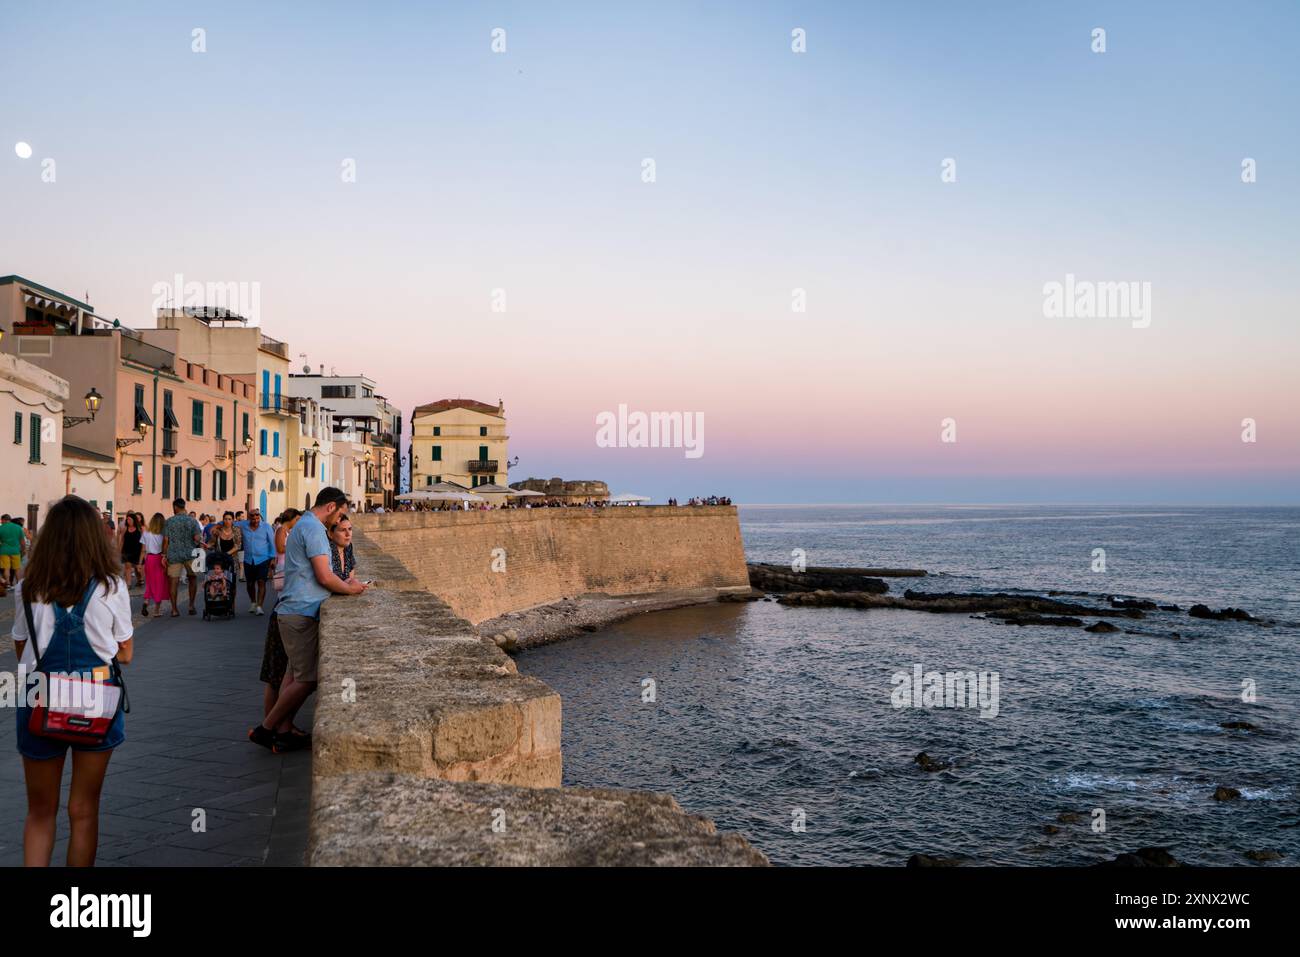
[173,466,182,499]
[133,461,143,494]
[242,412,250,441]
[259,429,267,455]
[431,445,441,461]
[480,426,487,436]
[434,475,441,484]
[133,383,153,431]
[29,414,41,464]
[215,406,224,439]
[262,370,270,408]
[162,390,179,428]
[13,412,21,444]
[433,426,440,436]
[272,431,280,457]
[479,446,489,461]
[214,470,227,501]
[426,475,432,486]
[191,400,204,436]
[163,463,171,498]
[321,385,356,399]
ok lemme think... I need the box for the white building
[0,351,69,530]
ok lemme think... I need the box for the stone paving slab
[0,581,312,867]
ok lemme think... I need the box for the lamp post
[63,387,103,429]
[229,433,255,511]
[115,419,150,449]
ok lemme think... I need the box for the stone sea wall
[307,507,767,866]
[351,506,752,624]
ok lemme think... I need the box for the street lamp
[115,419,150,449]
[64,386,103,429]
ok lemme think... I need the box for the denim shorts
[15,704,126,760]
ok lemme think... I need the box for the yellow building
[410,398,509,490]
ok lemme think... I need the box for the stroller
[202,550,236,620]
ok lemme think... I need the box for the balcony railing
[162,429,178,457]
[366,480,384,493]
[467,459,497,473]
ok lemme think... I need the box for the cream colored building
[0,351,68,530]
[410,398,509,490]
[154,308,292,520]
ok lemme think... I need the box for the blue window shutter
[260,429,267,455]
[262,370,269,408]
[273,432,280,457]
[274,374,282,411]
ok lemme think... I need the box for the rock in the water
[1189,604,1257,622]
[1111,598,1157,610]
[1159,604,1180,612]
[1042,824,1061,835]
[1220,721,1260,731]
[1212,786,1242,801]
[747,563,890,594]
[992,613,1084,627]
[914,752,952,773]
[1098,847,1181,868]
[719,587,766,603]
[1244,849,1282,862]
[1085,621,1120,633]
[907,853,960,867]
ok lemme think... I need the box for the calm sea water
[518,505,1300,866]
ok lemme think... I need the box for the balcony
[467,459,497,473]
[161,430,178,457]
[366,479,384,494]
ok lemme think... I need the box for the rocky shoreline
[749,563,1272,633]
[477,588,733,652]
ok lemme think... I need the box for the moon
[14,142,32,159]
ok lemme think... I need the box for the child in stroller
[202,549,236,620]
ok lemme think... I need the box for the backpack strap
[73,580,98,617]
[21,591,42,672]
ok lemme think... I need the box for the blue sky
[2,1,1297,503]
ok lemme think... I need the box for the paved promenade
[0,580,312,867]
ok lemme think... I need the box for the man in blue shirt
[240,509,278,615]
[249,487,365,753]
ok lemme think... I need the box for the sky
[2,1,1297,503]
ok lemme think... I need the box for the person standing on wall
[249,488,365,754]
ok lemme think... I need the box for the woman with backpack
[11,495,134,867]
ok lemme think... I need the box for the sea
[517,505,1300,866]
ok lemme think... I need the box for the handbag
[22,589,130,746]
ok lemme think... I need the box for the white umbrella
[610,494,651,504]
[508,488,546,497]
[398,489,484,503]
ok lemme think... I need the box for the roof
[412,398,502,417]
[63,444,117,464]
[0,275,94,312]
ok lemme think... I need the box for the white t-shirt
[10,578,134,667]
[141,531,164,555]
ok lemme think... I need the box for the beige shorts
[276,613,320,683]
[166,560,194,581]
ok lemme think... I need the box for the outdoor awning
[162,405,180,429]
[134,402,154,430]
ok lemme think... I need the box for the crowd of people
[670,496,733,506]
[5,487,368,865]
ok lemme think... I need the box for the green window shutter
[431,445,441,461]
[29,414,41,463]
[479,446,488,461]
[13,412,21,444]
[480,426,487,436]
[216,406,224,438]
[192,400,204,436]
[163,464,171,498]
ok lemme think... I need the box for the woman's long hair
[148,512,165,534]
[23,496,121,606]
